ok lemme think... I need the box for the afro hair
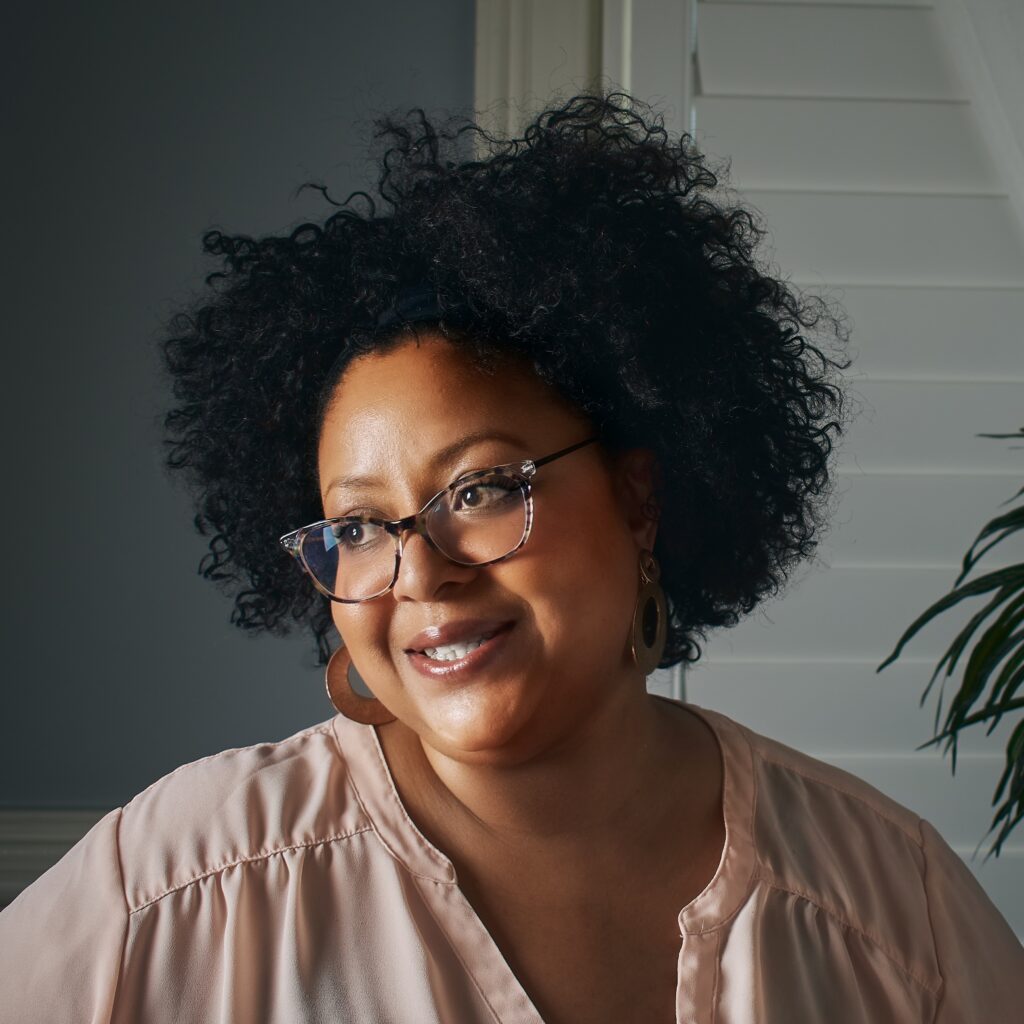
[160,90,853,668]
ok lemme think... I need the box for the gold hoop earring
[325,645,397,725]
[631,549,668,675]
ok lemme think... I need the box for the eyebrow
[323,429,529,496]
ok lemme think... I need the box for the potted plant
[877,427,1023,859]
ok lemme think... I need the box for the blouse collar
[331,696,757,930]
[332,709,456,883]
[654,697,759,935]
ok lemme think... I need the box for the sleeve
[0,807,128,1024]
[920,817,1024,1022]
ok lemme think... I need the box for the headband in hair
[373,281,444,332]
[324,280,449,386]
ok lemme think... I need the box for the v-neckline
[330,696,757,1021]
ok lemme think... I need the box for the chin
[416,684,543,762]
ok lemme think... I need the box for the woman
[2,92,1021,1023]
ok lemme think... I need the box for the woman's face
[317,331,659,766]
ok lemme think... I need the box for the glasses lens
[301,520,396,601]
[427,472,528,564]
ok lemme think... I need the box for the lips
[406,623,515,680]
[403,618,514,654]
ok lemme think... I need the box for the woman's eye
[452,477,517,511]
[332,523,364,547]
[454,486,485,509]
[329,520,383,550]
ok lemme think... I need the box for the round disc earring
[631,549,668,675]
[325,644,397,725]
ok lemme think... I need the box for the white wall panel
[686,658,1019,756]
[743,191,1024,286]
[698,2,964,100]
[706,564,1014,660]
[703,0,930,5]
[695,96,999,194]
[823,471,1024,567]
[838,378,1022,474]
[838,285,1024,379]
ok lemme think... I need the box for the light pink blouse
[2,695,1022,1022]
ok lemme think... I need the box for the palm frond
[956,506,1024,586]
[876,568,1024,675]
[878,426,1024,857]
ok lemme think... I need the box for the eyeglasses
[280,435,600,603]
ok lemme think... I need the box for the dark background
[2,1,475,807]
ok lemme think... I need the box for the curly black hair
[160,90,852,670]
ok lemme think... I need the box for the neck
[381,684,703,883]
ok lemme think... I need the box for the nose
[390,527,477,603]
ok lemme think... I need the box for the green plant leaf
[916,695,1024,750]
[957,511,1024,585]
[979,777,1023,861]
[990,646,1024,710]
[975,428,1024,441]
[877,567,1024,674]
[954,601,1024,711]
[913,584,1020,724]
[877,426,1024,857]
[975,717,1024,860]
[925,609,1022,768]
[943,619,1024,774]
[995,718,1024,801]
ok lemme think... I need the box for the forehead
[318,333,585,466]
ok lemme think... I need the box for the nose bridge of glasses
[388,506,441,553]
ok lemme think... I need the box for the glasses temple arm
[530,434,601,469]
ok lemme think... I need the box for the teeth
[423,631,497,662]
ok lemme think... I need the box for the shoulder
[710,708,1024,1008]
[700,706,936,959]
[0,718,379,1020]
[727,710,928,885]
[118,715,371,913]
[694,703,925,863]
[735,713,925,853]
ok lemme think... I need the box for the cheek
[331,604,393,673]
[515,487,638,661]
[329,603,352,642]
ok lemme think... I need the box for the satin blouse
[2,694,1022,1022]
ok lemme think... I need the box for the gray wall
[2,1,475,808]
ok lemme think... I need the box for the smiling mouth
[418,629,501,661]
[406,623,515,676]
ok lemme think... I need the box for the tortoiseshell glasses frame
[279,435,600,603]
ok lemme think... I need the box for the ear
[612,447,662,554]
